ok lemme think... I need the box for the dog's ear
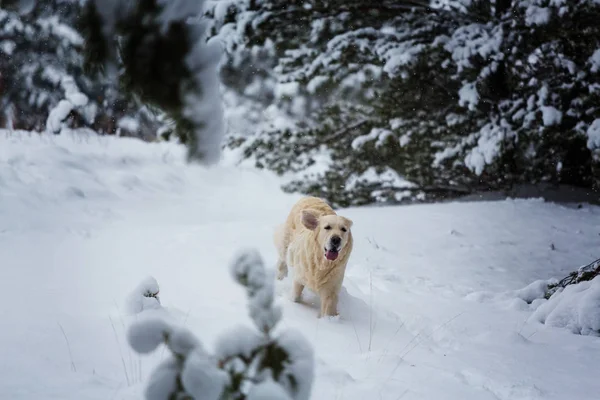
[301,210,319,230]
[344,217,354,229]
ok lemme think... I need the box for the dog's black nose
[331,235,341,247]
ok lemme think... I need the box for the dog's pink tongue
[325,250,339,261]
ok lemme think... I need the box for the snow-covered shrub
[125,276,162,315]
[127,249,314,400]
[545,258,600,299]
[531,275,600,337]
[465,257,600,335]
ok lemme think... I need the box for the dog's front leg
[319,290,339,317]
[292,280,304,302]
[276,259,288,280]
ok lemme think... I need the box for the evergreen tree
[0,0,167,139]
[218,0,600,206]
[79,0,225,164]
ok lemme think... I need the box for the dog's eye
[324,225,332,230]
[341,227,347,232]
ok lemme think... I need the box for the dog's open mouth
[325,248,339,261]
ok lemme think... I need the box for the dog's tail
[273,223,286,259]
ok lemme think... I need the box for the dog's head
[301,209,353,261]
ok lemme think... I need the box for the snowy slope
[1,131,599,400]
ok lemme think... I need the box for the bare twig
[351,319,364,353]
[109,316,131,386]
[114,300,137,384]
[396,389,410,399]
[57,322,77,372]
[368,271,374,352]
[385,312,463,383]
[377,320,406,363]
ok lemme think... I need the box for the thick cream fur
[275,196,354,317]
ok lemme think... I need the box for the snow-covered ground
[1,131,599,400]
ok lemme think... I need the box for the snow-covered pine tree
[0,0,86,130]
[207,0,428,137]
[0,0,167,138]
[80,0,225,164]
[217,0,600,207]
[203,1,279,136]
[127,249,314,400]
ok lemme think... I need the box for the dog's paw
[277,268,288,281]
[326,314,341,322]
[292,294,302,303]
[318,313,341,322]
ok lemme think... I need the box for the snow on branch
[80,0,224,164]
[125,276,161,315]
[45,76,93,134]
[127,249,314,399]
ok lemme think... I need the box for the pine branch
[546,258,600,298]
[264,1,431,19]
[315,119,370,146]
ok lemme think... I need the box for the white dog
[274,196,354,317]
